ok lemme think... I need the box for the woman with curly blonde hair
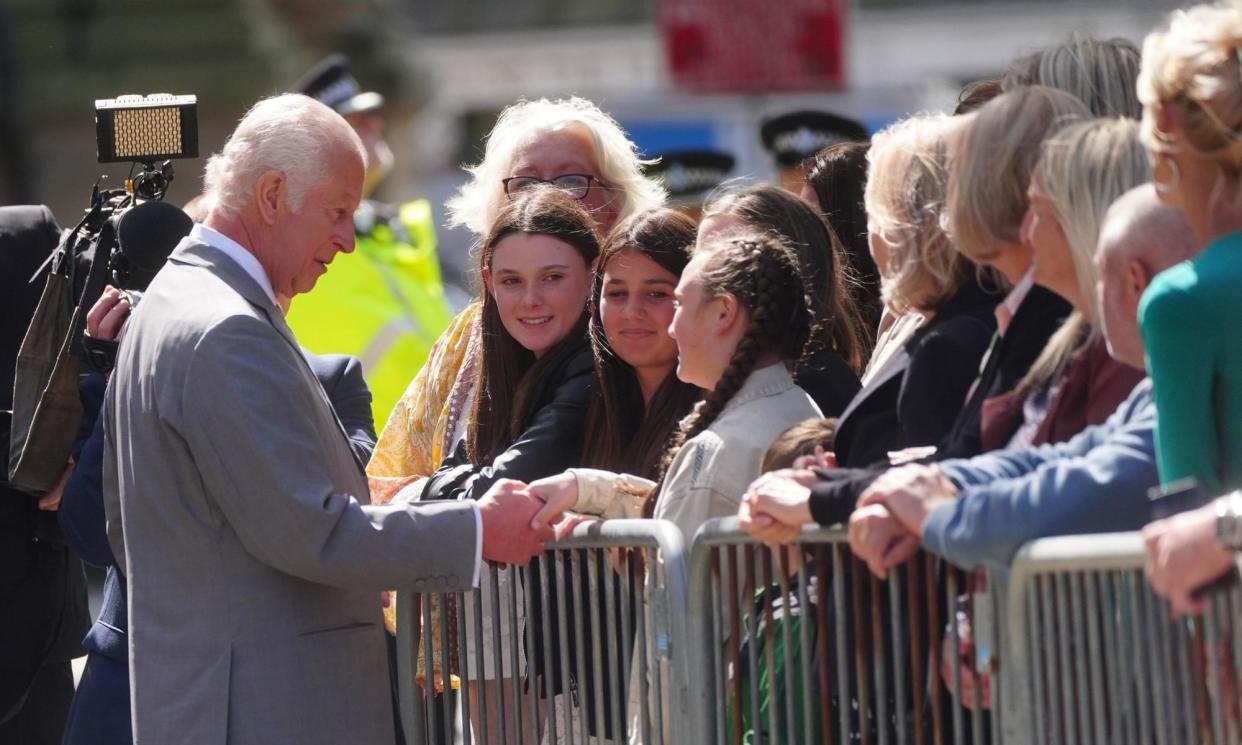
[1136,1,1242,494]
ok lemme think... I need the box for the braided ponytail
[642,233,812,517]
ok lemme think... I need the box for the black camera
[78,94,199,374]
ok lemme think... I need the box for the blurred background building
[5,0,1179,297]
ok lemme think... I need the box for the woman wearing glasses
[370,96,663,504]
[366,96,664,742]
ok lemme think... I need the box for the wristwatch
[1214,492,1242,551]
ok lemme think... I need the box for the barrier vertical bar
[1068,573,1091,741]
[829,544,849,745]
[906,563,926,745]
[947,569,964,745]
[457,587,473,745]
[726,546,744,745]
[1083,572,1107,745]
[568,550,588,745]
[925,555,944,745]
[522,565,541,745]
[504,566,524,744]
[889,567,910,745]
[855,559,875,745]
[793,547,814,745]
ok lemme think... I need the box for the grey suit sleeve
[180,316,477,593]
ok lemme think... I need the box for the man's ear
[1128,259,1152,300]
[254,170,286,225]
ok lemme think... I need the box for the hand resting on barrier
[856,464,960,533]
[846,504,918,578]
[738,468,819,546]
[849,464,958,577]
[1143,501,1238,616]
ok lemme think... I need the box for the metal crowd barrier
[397,520,1242,745]
[395,518,689,745]
[1004,532,1242,745]
[686,517,1001,745]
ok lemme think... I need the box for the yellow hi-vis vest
[286,198,453,430]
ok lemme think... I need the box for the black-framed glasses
[502,173,600,201]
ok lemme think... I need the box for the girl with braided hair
[698,185,868,417]
[525,231,821,544]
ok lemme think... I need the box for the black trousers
[0,661,74,745]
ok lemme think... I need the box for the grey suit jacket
[103,237,478,745]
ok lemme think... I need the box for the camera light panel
[96,94,198,164]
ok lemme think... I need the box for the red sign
[661,0,848,92]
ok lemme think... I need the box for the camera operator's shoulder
[0,204,61,281]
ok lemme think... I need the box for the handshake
[475,478,566,565]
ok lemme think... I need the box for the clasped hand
[849,464,958,578]
[476,479,559,565]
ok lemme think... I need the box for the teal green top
[1139,230,1242,494]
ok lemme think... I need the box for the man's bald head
[1095,184,1199,369]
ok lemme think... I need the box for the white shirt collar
[190,224,278,307]
[995,266,1036,336]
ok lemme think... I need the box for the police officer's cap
[760,110,869,167]
[645,150,736,204]
[293,54,384,116]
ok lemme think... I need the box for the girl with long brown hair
[580,208,702,481]
[416,185,599,743]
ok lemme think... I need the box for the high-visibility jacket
[286,198,453,430]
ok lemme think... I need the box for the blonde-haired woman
[983,118,1149,450]
[831,113,1000,468]
[1137,1,1242,494]
[366,96,663,741]
[930,85,1091,459]
[1002,35,1143,118]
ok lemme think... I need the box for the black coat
[807,284,1071,525]
[795,348,861,418]
[0,205,90,723]
[422,340,594,501]
[935,284,1071,460]
[419,338,623,735]
[832,280,999,469]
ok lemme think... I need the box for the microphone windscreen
[115,200,192,291]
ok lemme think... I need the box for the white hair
[445,96,666,237]
[203,94,365,219]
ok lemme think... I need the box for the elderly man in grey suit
[102,94,556,744]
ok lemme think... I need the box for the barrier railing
[686,517,1001,745]
[397,520,1241,745]
[1004,532,1242,745]
[395,518,688,745]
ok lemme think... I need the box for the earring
[1153,154,1181,195]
